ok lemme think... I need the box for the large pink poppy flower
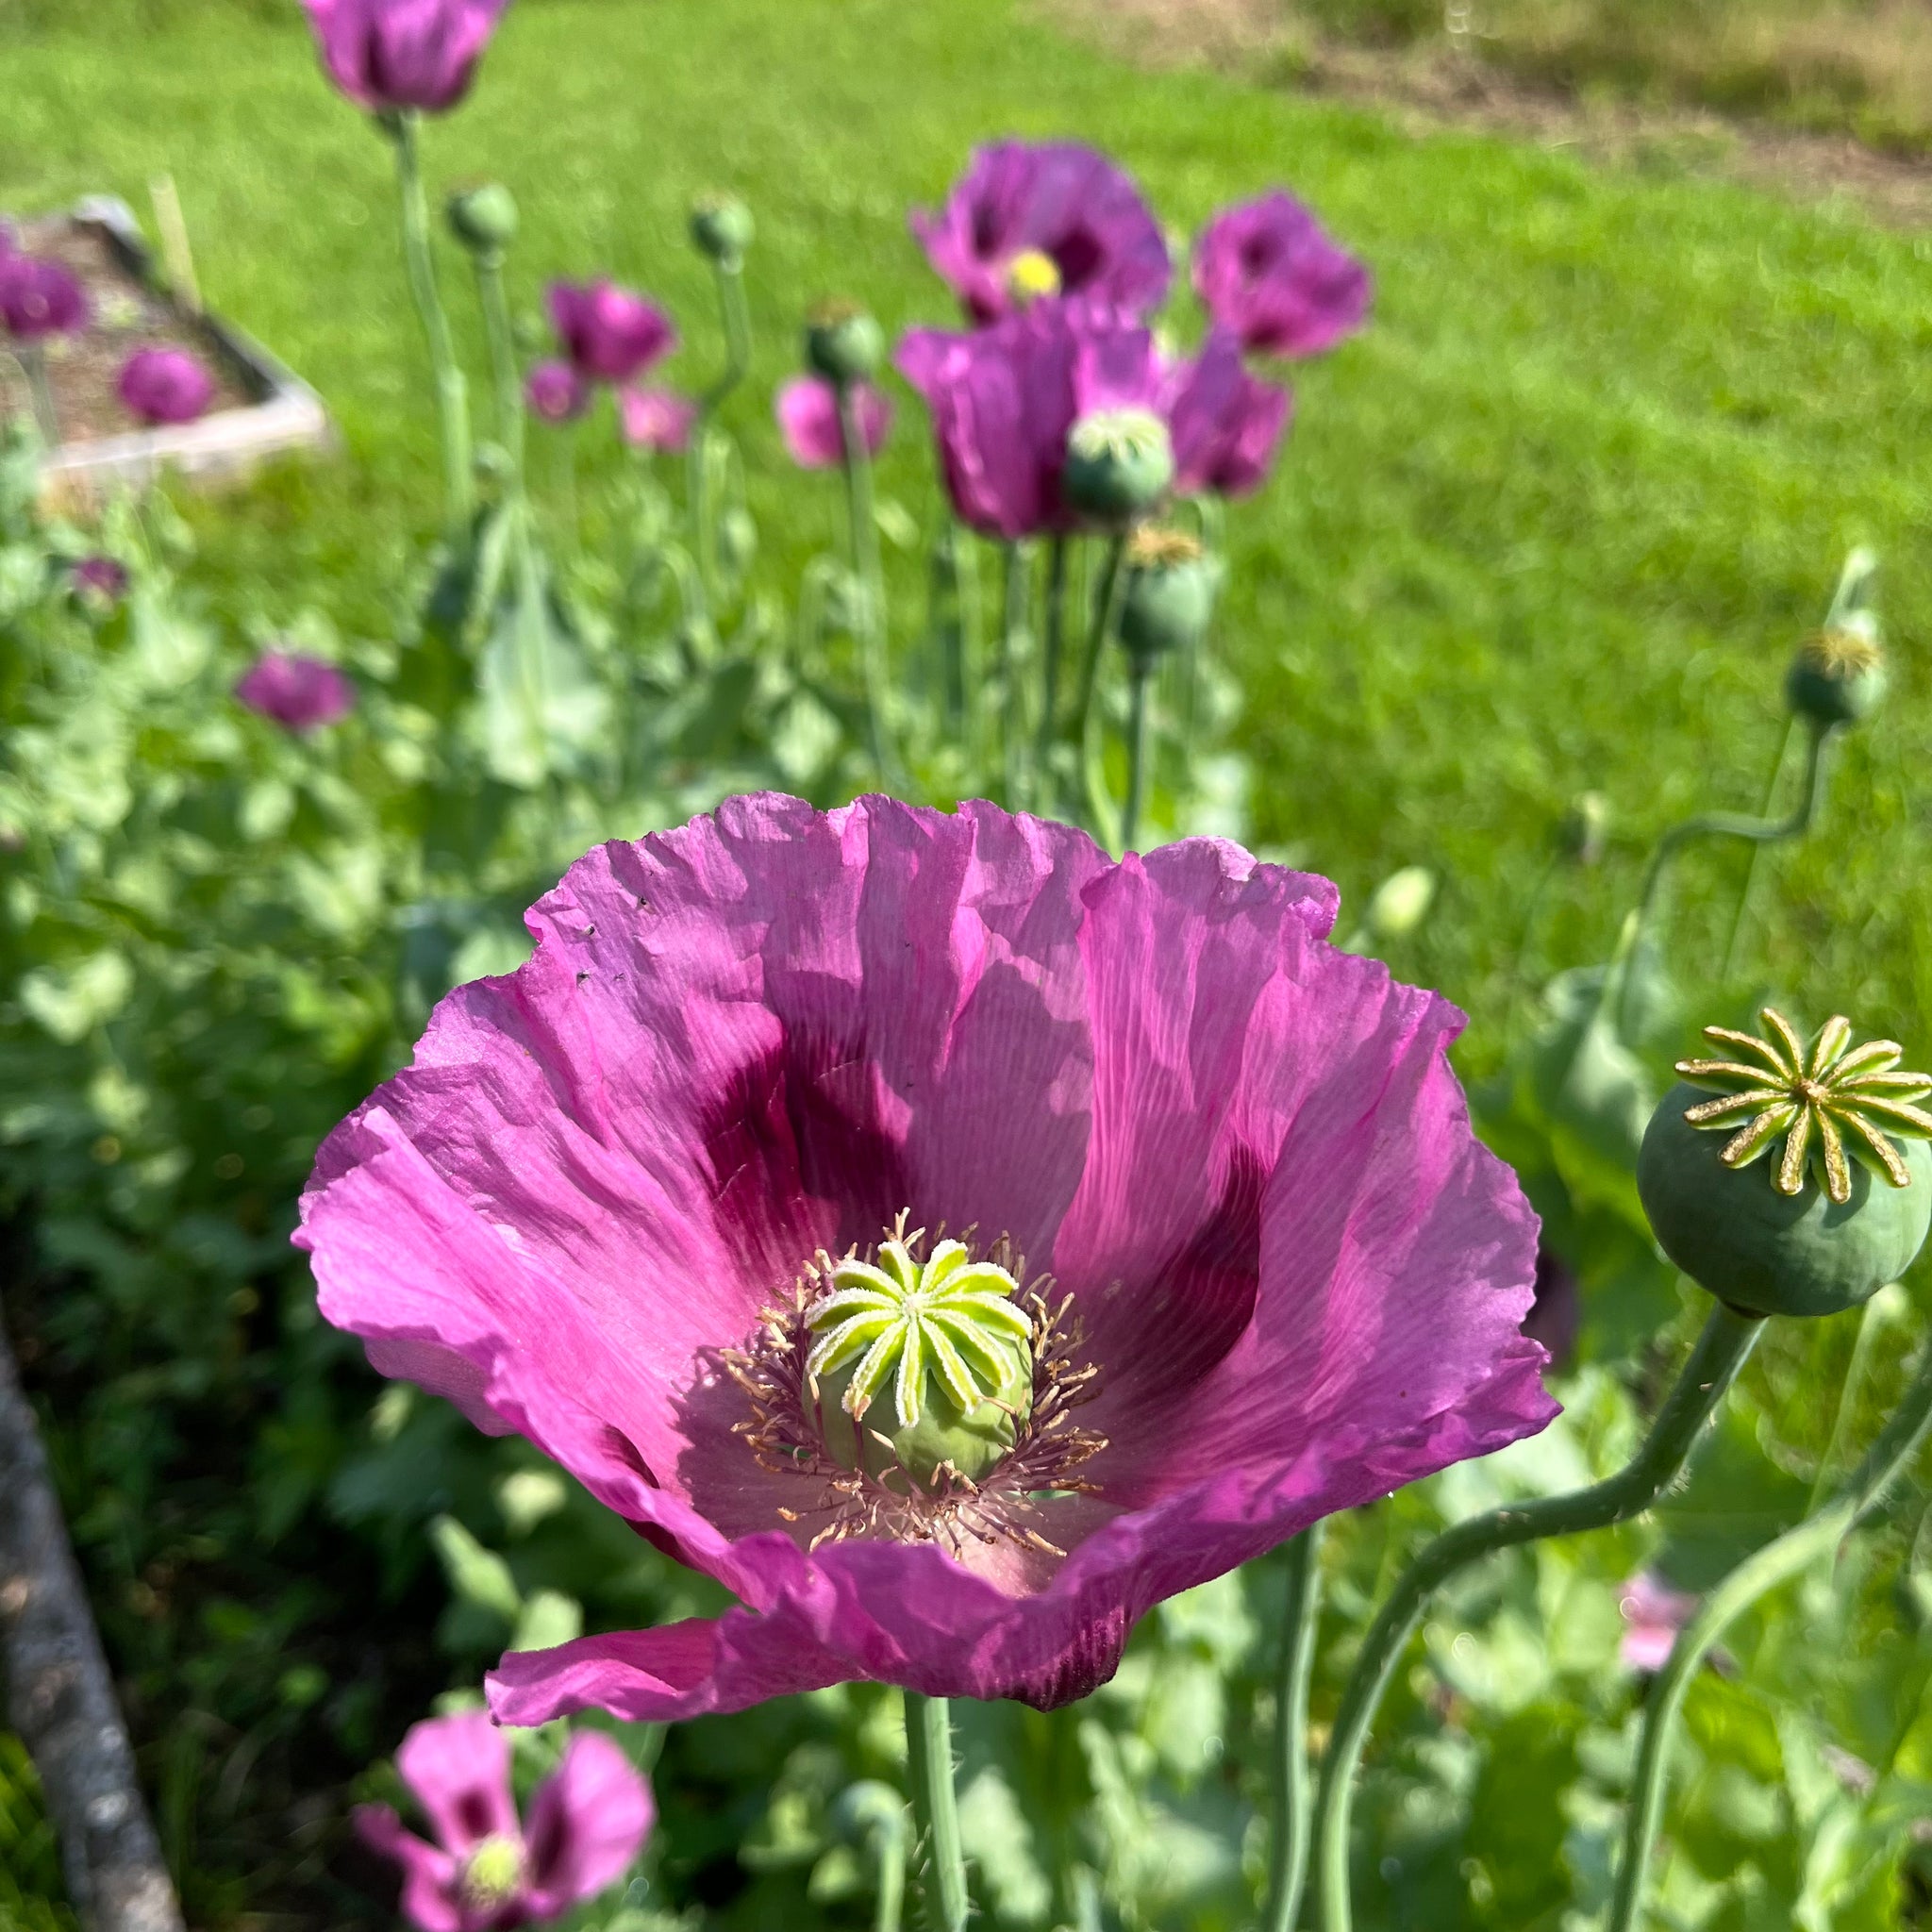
[1192,191,1372,360]
[910,140,1172,326]
[299,795,1552,1724]
[299,0,509,116]
[354,1710,653,1929]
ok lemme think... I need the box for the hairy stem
[1315,1302,1763,1932]
[999,541,1032,806]
[688,260,750,597]
[1720,717,1802,983]
[838,384,897,783]
[1607,1335,1932,1932]
[472,250,525,486]
[904,1693,969,1932]
[390,111,473,533]
[1261,1522,1326,1932]
[1035,534,1070,790]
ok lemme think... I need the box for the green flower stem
[870,1808,908,1932]
[1068,532,1127,755]
[1314,1301,1763,1932]
[1261,1521,1325,1932]
[1720,716,1803,982]
[1000,541,1032,806]
[1808,1288,1891,1512]
[904,1692,970,1932]
[1607,1334,1932,1932]
[838,382,898,784]
[689,259,750,596]
[1035,534,1071,789]
[1121,655,1154,852]
[1620,715,1827,1035]
[390,111,473,533]
[18,342,59,449]
[472,249,525,486]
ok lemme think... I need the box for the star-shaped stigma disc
[805,1222,1035,1429]
[1677,1008,1932,1205]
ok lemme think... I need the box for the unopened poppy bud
[1062,408,1174,521]
[1557,791,1610,865]
[1637,1008,1932,1319]
[446,183,519,256]
[804,301,886,388]
[1117,527,1216,667]
[690,192,755,269]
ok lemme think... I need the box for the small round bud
[1639,1082,1930,1318]
[1061,408,1174,521]
[446,183,519,255]
[1117,527,1216,665]
[804,301,886,387]
[690,192,755,268]
[1786,620,1886,727]
[1557,791,1610,866]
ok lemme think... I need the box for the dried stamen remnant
[724,1218,1106,1559]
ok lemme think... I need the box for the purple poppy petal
[1164,329,1291,498]
[909,141,1171,325]
[1619,1571,1699,1672]
[521,1730,655,1913]
[300,0,508,114]
[546,280,676,386]
[394,1710,518,1857]
[619,385,698,453]
[117,347,216,427]
[0,255,89,341]
[354,1805,465,1932]
[234,652,357,734]
[527,360,590,425]
[1192,190,1372,358]
[774,377,892,469]
[308,795,1551,1723]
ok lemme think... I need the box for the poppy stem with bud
[388,111,474,532]
[1607,1334,1932,1932]
[1314,1302,1763,1932]
[1260,1521,1325,1932]
[903,1692,970,1932]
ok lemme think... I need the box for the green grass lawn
[2,0,1927,1053]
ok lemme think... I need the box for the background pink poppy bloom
[526,360,589,425]
[117,346,217,427]
[354,1710,653,1930]
[1618,1571,1700,1672]
[299,0,509,115]
[1192,191,1373,359]
[235,652,357,734]
[910,140,1172,325]
[0,254,88,341]
[547,281,676,387]
[619,385,699,454]
[774,376,892,468]
[300,794,1554,1726]
[70,557,129,605]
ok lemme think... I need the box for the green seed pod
[1061,408,1174,522]
[804,301,886,388]
[1117,527,1216,666]
[1639,1083,1930,1318]
[1639,1008,1932,1318]
[816,1341,1031,1490]
[445,183,519,256]
[690,192,755,268]
[1785,620,1886,727]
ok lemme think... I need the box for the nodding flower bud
[690,192,755,269]
[1638,1008,1932,1319]
[446,183,519,256]
[1787,545,1885,727]
[1061,408,1174,521]
[1117,526,1216,666]
[1557,791,1610,865]
[804,300,886,388]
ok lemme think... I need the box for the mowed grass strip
[1,0,1927,1051]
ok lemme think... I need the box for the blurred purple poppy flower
[1192,192,1371,359]
[774,376,892,469]
[355,1710,653,1930]
[117,346,217,428]
[547,281,676,387]
[526,360,589,425]
[1619,1571,1699,1673]
[236,652,357,734]
[618,385,698,454]
[898,302,1289,537]
[70,557,128,605]
[298,793,1554,1724]
[299,0,509,115]
[910,140,1172,325]
[0,255,88,341]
